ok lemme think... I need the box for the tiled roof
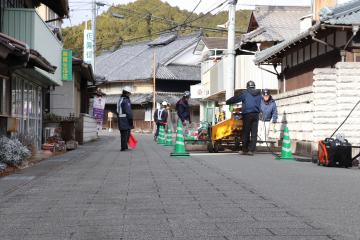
[0,32,56,73]
[255,0,360,64]
[105,92,200,106]
[242,6,311,43]
[200,37,241,49]
[254,24,320,64]
[105,93,152,105]
[156,64,200,81]
[96,33,201,82]
[320,0,360,25]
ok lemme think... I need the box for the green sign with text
[61,49,72,81]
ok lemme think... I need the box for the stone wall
[271,62,360,156]
[313,62,360,146]
[270,87,314,155]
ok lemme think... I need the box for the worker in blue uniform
[226,80,262,156]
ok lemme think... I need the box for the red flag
[128,133,138,149]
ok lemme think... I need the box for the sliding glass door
[11,75,43,149]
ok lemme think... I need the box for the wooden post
[152,50,156,132]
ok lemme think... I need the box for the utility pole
[92,0,96,73]
[146,13,152,38]
[152,51,157,132]
[225,0,237,118]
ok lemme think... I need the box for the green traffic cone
[165,127,174,147]
[157,125,166,145]
[170,121,190,157]
[276,127,295,161]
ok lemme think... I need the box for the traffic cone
[170,121,190,157]
[157,125,166,145]
[276,126,295,161]
[164,127,174,147]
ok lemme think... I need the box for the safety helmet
[246,80,255,89]
[183,91,191,98]
[122,86,132,94]
[262,89,270,96]
[161,101,168,106]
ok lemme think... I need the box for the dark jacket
[176,98,191,122]
[117,95,133,130]
[154,108,168,125]
[226,89,262,115]
[260,97,278,122]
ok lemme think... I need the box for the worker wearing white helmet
[153,101,169,141]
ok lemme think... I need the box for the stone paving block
[0,135,344,240]
[123,229,173,239]
[269,228,331,236]
[225,236,334,240]
[172,228,225,238]
[217,221,313,231]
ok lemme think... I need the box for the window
[11,75,43,148]
[286,54,292,67]
[0,77,10,116]
[319,38,326,55]
[311,42,318,59]
[327,34,334,51]
[292,51,298,66]
[335,31,347,48]
[281,57,286,71]
[304,45,311,61]
[298,48,304,64]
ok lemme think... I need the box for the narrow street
[0,134,351,240]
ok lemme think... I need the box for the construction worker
[176,91,191,125]
[117,87,133,151]
[226,80,261,156]
[259,89,278,144]
[154,101,169,141]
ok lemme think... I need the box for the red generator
[318,138,352,168]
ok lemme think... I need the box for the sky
[64,0,312,27]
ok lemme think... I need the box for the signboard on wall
[61,49,72,81]
[83,30,93,64]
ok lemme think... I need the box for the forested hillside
[63,0,251,57]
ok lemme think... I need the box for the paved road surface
[0,134,350,240]
[198,152,360,240]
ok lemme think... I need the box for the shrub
[0,136,31,166]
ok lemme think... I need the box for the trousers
[257,120,271,144]
[120,130,130,150]
[155,123,166,138]
[242,113,259,152]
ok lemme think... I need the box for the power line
[66,0,229,54]
[182,0,202,24]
